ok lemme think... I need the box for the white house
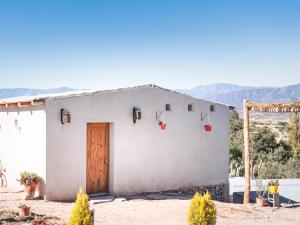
[0,85,230,201]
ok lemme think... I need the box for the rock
[89,195,115,204]
[146,194,167,200]
[114,197,127,202]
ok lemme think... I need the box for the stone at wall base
[122,183,229,202]
[178,183,229,202]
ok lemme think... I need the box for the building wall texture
[0,107,46,196]
[45,87,229,201]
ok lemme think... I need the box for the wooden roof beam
[245,101,300,112]
[5,103,18,108]
[0,99,45,109]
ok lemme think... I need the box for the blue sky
[0,0,299,89]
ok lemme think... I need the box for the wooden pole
[243,99,250,203]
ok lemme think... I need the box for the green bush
[284,158,300,178]
[257,158,300,178]
[257,161,282,179]
[187,192,216,225]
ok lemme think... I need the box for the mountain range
[0,87,75,99]
[0,83,300,109]
[178,83,300,108]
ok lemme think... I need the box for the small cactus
[187,192,217,225]
[68,187,91,225]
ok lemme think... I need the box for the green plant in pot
[18,203,30,216]
[255,179,267,207]
[17,172,40,199]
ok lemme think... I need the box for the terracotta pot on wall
[24,182,38,198]
[256,198,266,207]
[19,206,30,216]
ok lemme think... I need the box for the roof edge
[0,84,230,108]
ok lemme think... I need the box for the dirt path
[1,187,300,225]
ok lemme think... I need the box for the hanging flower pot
[158,121,167,130]
[204,124,212,132]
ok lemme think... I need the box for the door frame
[86,122,110,194]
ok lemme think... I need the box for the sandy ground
[1,187,300,225]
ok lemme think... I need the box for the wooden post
[243,100,250,203]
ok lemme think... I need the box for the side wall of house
[0,107,46,196]
[45,88,229,200]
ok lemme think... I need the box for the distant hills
[178,83,300,108]
[1,83,300,109]
[0,87,75,99]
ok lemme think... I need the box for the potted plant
[18,203,30,216]
[268,179,279,193]
[17,171,40,198]
[255,179,267,207]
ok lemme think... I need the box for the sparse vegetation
[287,112,300,159]
[0,210,63,225]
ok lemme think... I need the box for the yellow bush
[187,192,217,225]
[68,187,91,225]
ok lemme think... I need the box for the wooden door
[86,123,109,194]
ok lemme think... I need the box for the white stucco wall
[0,107,46,196]
[45,87,229,200]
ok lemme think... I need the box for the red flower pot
[159,121,167,130]
[204,124,212,132]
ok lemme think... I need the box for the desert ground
[0,187,300,225]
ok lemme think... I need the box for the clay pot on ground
[18,205,30,216]
[24,182,38,198]
[256,198,266,207]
